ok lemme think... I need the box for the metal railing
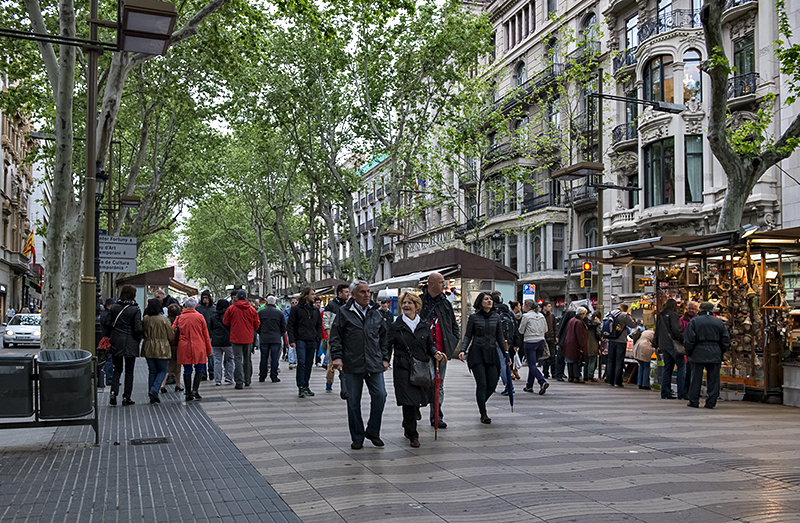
[612,121,638,144]
[613,47,637,73]
[521,193,565,213]
[567,40,600,65]
[727,72,759,99]
[639,10,701,43]
[569,183,597,203]
[725,0,757,9]
[455,217,483,236]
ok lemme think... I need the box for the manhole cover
[130,437,169,445]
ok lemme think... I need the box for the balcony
[728,72,759,99]
[381,243,394,254]
[496,64,565,112]
[725,0,757,8]
[521,193,565,213]
[459,169,478,189]
[566,40,600,66]
[358,223,366,233]
[483,142,527,168]
[613,47,637,73]
[611,209,635,224]
[612,121,638,145]
[639,10,701,44]
[573,111,599,134]
[454,217,484,238]
[568,183,598,210]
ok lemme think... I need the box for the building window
[582,13,597,41]
[584,218,598,248]
[508,177,518,212]
[657,0,672,23]
[489,177,504,217]
[515,61,527,86]
[490,32,496,63]
[625,15,638,49]
[644,137,675,208]
[685,135,703,203]
[644,56,674,103]
[627,174,639,209]
[509,234,518,270]
[547,0,556,16]
[546,38,559,65]
[684,49,702,101]
[552,224,563,270]
[734,33,754,76]
[532,234,542,272]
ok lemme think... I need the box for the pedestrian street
[203,358,800,523]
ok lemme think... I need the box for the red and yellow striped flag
[21,231,35,265]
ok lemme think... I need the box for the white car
[4,314,41,348]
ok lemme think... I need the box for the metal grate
[130,437,169,446]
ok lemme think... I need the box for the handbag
[400,330,432,388]
[673,340,686,356]
[541,343,551,360]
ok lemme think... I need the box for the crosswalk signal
[580,262,593,288]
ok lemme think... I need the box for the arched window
[683,49,702,101]
[584,218,598,248]
[644,55,674,102]
[515,61,527,86]
[582,13,597,41]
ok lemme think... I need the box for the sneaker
[326,383,333,392]
[539,382,549,395]
[500,390,509,396]
[234,383,244,390]
[523,386,533,393]
[304,388,315,397]
[298,389,306,398]
[215,382,222,386]
[224,378,233,384]
[289,364,296,370]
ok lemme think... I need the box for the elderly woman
[563,307,588,383]
[102,284,143,406]
[459,292,509,424]
[388,291,444,448]
[173,298,213,401]
[142,298,174,403]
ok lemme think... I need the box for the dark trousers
[566,361,582,381]
[541,339,556,378]
[259,342,282,381]
[402,405,420,440]
[661,350,686,398]
[231,343,252,386]
[471,362,501,416]
[111,355,136,399]
[606,341,626,386]
[295,340,316,389]
[342,371,387,443]
[524,341,547,387]
[688,361,721,407]
[555,344,566,380]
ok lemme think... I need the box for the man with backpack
[602,303,637,387]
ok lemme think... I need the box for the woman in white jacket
[518,300,550,395]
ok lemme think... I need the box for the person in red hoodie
[223,289,261,389]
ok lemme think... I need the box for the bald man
[420,272,461,429]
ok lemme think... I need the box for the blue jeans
[661,351,686,398]
[524,341,547,387]
[295,340,316,389]
[606,341,627,386]
[342,371,387,443]
[637,359,651,387]
[429,356,447,423]
[259,342,282,381]
[146,358,169,394]
[183,363,206,376]
[288,344,297,365]
[497,346,512,391]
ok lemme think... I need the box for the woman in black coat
[102,284,143,406]
[654,298,686,400]
[459,292,510,424]
[388,291,443,448]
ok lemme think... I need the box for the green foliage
[137,228,177,273]
[775,0,800,105]
[727,93,776,158]
[707,45,732,77]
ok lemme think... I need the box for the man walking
[378,300,394,323]
[605,303,637,387]
[258,296,286,383]
[322,284,350,393]
[287,287,322,397]
[330,280,389,449]
[223,289,260,389]
[684,302,730,409]
[421,272,460,429]
[284,297,299,368]
[541,302,557,379]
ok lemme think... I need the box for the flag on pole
[21,231,35,265]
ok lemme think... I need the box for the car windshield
[9,315,40,326]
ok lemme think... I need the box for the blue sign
[523,284,536,302]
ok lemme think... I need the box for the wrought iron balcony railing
[612,121,638,144]
[727,72,759,99]
[613,47,637,73]
[639,10,701,43]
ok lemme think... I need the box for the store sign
[100,258,137,273]
[522,284,536,302]
[554,298,566,308]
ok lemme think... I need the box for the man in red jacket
[223,289,260,389]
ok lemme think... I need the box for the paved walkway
[3,350,800,523]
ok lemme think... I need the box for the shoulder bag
[400,329,432,388]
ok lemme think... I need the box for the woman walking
[562,307,588,383]
[103,284,143,406]
[142,298,174,403]
[173,298,213,401]
[388,292,443,447]
[518,300,549,395]
[458,292,510,424]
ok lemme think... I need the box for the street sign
[100,258,137,273]
[99,235,136,245]
[98,242,137,259]
[522,283,536,303]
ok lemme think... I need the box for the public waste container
[0,354,34,418]
[37,349,93,419]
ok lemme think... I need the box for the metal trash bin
[0,354,35,418]
[37,349,93,419]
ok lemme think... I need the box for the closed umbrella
[505,342,514,412]
[433,356,446,440]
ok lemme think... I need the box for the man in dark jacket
[541,302,557,379]
[322,284,350,393]
[653,299,686,399]
[684,302,730,409]
[330,280,389,449]
[258,296,286,383]
[604,303,637,388]
[420,272,460,429]
[288,287,322,397]
[492,292,515,395]
[209,299,233,386]
[196,290,215,380]
[378,300,394,323]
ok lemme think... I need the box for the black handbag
[401,329,432,388]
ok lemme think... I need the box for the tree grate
[130,437,169,445]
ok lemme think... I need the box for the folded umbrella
[505,342,514,412]
[433,355,446,440]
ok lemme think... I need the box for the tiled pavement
[3,350,800,523]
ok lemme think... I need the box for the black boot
[184,375,194,401]
[192,374,202,400]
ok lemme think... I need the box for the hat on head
[237,289,247,300]
[700,301,714,311]
[266,296,276,305]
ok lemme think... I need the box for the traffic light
[580,261,593,288]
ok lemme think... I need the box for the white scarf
[402,313,420,331]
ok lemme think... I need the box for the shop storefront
[370,248,518,334]
[115,266,198,305]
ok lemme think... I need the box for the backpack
[601,310,624,339]
[498,308,516,345]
